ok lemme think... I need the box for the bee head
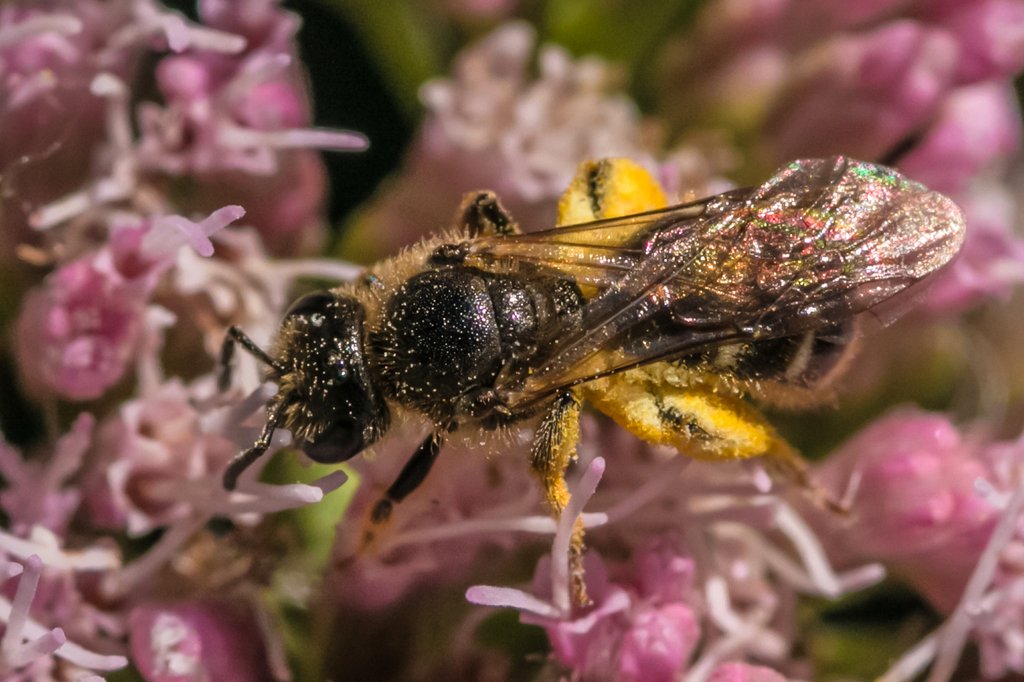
[275,291,389,464]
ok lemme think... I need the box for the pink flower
[0,538,125,677]
[0,554,127,677]
[618,604,701,682]
[134,0,365,256]
[667,0,1024,183]
[497,543,702,682]
[82,381,237,535]
[0,414,93,536]
[899,82,1021,195]
[924,0,1024,82]
[129,600,278,682]
[0,2,101,258]
[0,2,242,262]
[0,556,67,676]
[880,438,1024,680]
[974,587,1024,677]
[14,205,241,402]
[812,410,1000,611]
[925,185,1024,311]
[763,21,958,163]
[468,458,705,681]
[15,255,147,401]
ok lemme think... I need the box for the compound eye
[301,418,365,463]
[285,291,335,320]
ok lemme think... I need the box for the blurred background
[3,1,1024,680]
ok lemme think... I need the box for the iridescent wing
[463,157,966,410]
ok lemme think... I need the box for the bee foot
[370,498,394,524]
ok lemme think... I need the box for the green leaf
[317,0,450,116]
[264,451,359,568]
[542,0,705,105]
[262,453,360,681]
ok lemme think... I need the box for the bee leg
[763,442,850,515]
[530,391,590,606]
[218,325,283,391]
[368,430,446,526]
[456,190,519,238]
[222,401,285,490]
[585,376,849,514]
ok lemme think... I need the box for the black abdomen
[372,266,582,421]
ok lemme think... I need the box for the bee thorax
[370,264,583,424]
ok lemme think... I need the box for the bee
[220,156,965,594]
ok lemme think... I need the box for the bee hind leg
[530,391,591,606]
[455,190,519,238]
[585,375,848,514]
[762,441,851,515]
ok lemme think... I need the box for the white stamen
[90,74,133,157]
[685,616,774,682]
[0,587,127,672]
[773,502,842,596]
[749,462,773,493]
[975,476,1010,508]
[600,458,689,523]
[2,555,43,659]
[221,484,324,515]
[745,523,884,595]
[135,306,177,396]
[109,1,245,55]
[837,563,887,592]
[30,74,138,230]
[0,562,22,581]
[465,586,563,619]
[0,14,82,50]
[226,53,292,100]
[196,383,278,437]
[0,528,119,572]
[142,205,246,258]
[102,517,204,599]
[220,125,369,152]
[705,575,747,634]
[879,631,940,682]
[551,457,605,614]
[541,590,632,635]
[159,17,246,54]
[840,468,863,511]
[382,510,608,553]
[927,475,1024,681]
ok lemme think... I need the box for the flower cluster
[0,0,360,677]
[0,0,1023,680]
[811,411,1024,679]
[347,21,662,258]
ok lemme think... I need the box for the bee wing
[466,157,966,410]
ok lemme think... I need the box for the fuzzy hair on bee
[219,155,966,602]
